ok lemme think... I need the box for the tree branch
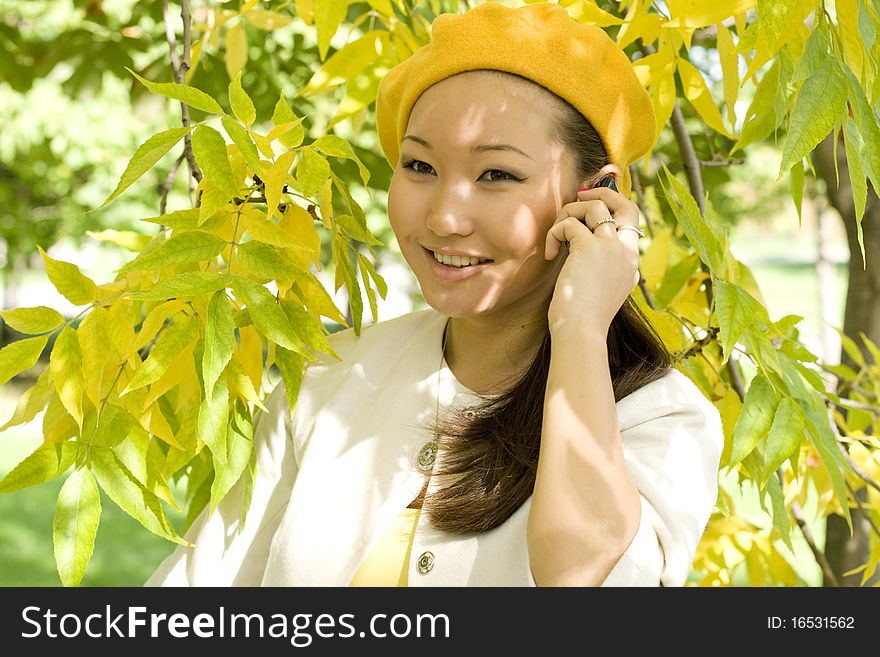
[790,498,840,586]
[163,0,202,189]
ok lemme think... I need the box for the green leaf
[203,290,236,399]
[275,347,304,418]
[789,160,804,227]
[90,447,186,544]
[118,230,227,273]
[236,240,305,282]
[295,147,331,198]
[833,326,866,369]
[358,251,387,298]
[0,441,78,494]
[198,366,229,464]
[231,276,311,357]
[222,115,262,174]
[0,306,66,334]
[764,473,793,552]
[229,71,256,126]
[121,315,199,395]
[38,246,98,305]
[192,125,240,199]
[127,68,224,114]
[240,433,258,528]
[112,423,179,510]
[778,56,848,178]
[49,326,85,428]
[654,253,700,310]
[791,17,831,84]
[713,279,771,365]
[101,127,191,208]
[280,299,337,358]
[659,165,727,274]
[0,334,49,387]
[760,398,806,482]
[141,208,202,228]
[729,373,779,468]
[53,467,101,587]
[843,117,868,270]
[210,402,253,511]
[129,271,228,301]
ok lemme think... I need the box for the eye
[402,159,435,175]
[402,159,522,182]
[479,169,518,182]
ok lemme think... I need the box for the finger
[554,199,610,229]
[545,216,592,260]
[614,225,642,251]
[576,187,640,229]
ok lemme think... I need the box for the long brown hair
[419,70,675,534]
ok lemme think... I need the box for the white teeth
[433,251,489,267]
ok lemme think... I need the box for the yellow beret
[375,1,655,197]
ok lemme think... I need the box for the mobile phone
[597,176,618,192]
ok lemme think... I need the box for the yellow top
[349,506,422,587]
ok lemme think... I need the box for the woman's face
[387,71,579,324]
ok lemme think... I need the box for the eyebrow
[402,134,534,160]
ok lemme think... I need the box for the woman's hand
[544,187,642,338]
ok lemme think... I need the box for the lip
[422,247,492,281]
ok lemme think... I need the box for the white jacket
[146,308,723,587]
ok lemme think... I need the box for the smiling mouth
[426,249,492,268]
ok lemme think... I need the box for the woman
[147,2,723,587]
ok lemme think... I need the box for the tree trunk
[812,130,880,587]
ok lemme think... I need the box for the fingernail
[578,187,592,192]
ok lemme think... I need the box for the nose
[425,181,476,237]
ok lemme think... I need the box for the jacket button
[417,551,435,574]
[417,442,437,471]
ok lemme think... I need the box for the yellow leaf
[0,306,66,334]
[665,0,757,28]
[301,31,390,97]
[143,340,197,409]
[314,0,348,61]
[244,9,294,30]
[0,368,53,432]
[53,467,101,587]
[38,246,97,306]
[715,381,743,468]
[0,336,48,385]
[225,20,248,80]
[49,327,85,429]
[86,229,153,252]
[76,307,120,409]
[651,73,677,145]
[639,227,670,294]
[229,71,256,126]
[677,59,735,139]
[238,325,264,392]
[280,204,322,266]
[715,23,739,131]
[144,401,183,450]
[296,0,314,25]
[226,353,268,412]
[616,0,661,49]
[263,150,296,219]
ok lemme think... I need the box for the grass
[0,387,182,586]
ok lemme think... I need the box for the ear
[581,163,623,189]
